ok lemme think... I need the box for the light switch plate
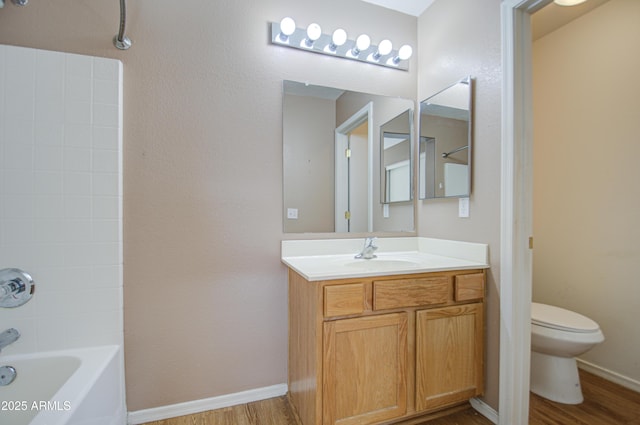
[458,197,470,218]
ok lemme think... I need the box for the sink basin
[344,259,420,271]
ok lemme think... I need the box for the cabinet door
[415,303,483,412]
[323,313,407,425]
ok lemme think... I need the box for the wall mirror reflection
[283,80,414,233]
[381,110,413,204]
[419,76,473,199]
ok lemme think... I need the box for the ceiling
[532,0,610,40]
[360,0,610,40]
[360,0,435,17]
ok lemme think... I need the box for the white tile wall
[0,45,123,354]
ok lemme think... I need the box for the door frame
[335,102,374,232]
[499,1,550,424]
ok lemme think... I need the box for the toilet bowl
[530,302,604,404]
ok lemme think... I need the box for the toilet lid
[531,303,600,333]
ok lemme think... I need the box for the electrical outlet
[287,208,298,219]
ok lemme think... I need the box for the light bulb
[391,44,413,65]
[378,39,393,56]
[398,44,412,60]
[307,23,322,41]
[326,28,347,53]
[304,23,322,47]
[356,34,371,51]
[332,29,347,47]
[351,34,370,56]
[372,39,392,61]
[554,0,587,5]
[279,17,296,42]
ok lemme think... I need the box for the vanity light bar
[270,18,412,71]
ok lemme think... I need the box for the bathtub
[0,345,125,425]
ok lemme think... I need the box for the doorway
[500,1,631,424]
[499,1,546,424]
[335,102,374,233]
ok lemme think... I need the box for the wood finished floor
[142,370,640,425]
[141,396,299,425]
[529,369,640,425]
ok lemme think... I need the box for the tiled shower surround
[0,45,123,354]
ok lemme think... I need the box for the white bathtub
[0,345,125,425]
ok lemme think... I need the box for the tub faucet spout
[0,328,20,352]
[355,237,378,260]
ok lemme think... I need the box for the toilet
[530,302,604,404]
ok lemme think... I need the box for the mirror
[419,76,473,199]
[283,80,414,233]
[381,110,413,204]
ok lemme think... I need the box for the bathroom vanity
[282,238,489,425]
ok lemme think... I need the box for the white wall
[533,0,640,388]
[0,45,123,354]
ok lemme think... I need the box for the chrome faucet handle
[364,237,378,248]
[0,268,35,308]
[355,237,378,259]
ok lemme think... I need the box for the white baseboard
[127,383,288,424]
[577,359,640,393]
[124,365,637,425]
[470,397,498,424]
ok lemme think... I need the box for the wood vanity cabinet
[415,303,483,412]
[288,268,486,425]
[323,313,408,425]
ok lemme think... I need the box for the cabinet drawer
[373,277,449,310]
[324,283,366,317]
[455,273,485,301]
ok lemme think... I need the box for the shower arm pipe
[114,0,132,50]
[441,145,469,158]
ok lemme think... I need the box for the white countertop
[281,237,489,281]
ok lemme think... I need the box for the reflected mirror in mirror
[283,80,414,233]
[419,76,473,199]
[381,110,413,203]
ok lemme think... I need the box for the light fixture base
[270,22,410,71]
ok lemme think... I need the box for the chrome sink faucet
[0,328,20,353]
[355,237,378,260]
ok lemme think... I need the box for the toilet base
[530,351,583,404]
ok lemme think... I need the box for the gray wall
[417,0,503,410]
[283,94,335,233]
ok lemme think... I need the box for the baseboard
[467,362,639,425]
[127,383,288,424]
[577,359,640,393]
[469,397,499,424]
